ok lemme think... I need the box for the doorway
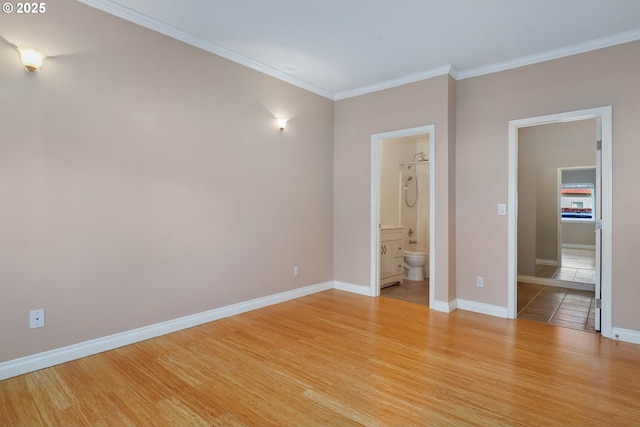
[554,167,598,285]
[507,107,612,338]
[370,125,435,309]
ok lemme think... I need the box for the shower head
[404,175,413,189]
[413,152,428,162]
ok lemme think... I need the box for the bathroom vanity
[380,226,404,288]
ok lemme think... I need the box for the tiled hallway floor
[535,248,596,284]
[518,282,596,332]
[382,279,595,333]
[535,264,596,283]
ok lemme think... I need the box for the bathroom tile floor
[380,279,429,307]
[518,282,596,332]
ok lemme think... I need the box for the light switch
[498,204,507,216]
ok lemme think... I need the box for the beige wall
[333,75,456,303]
[0,1,334,362]
[517,120,596,273]
[562,223,596,247]
[456,41,640,329]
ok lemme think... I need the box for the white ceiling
[80,0,640,99]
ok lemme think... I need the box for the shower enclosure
[400,152,429,250]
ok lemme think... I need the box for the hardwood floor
[2,290,640,426]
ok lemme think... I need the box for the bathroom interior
[379,134,430,306]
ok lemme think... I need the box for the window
[561,183,594,221]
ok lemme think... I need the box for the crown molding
[78,0,334,99]
[333,65,457,101]
[457,28,640,80]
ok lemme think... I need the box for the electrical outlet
[30,309,45,329]
[476,276,484,288]
[293,265,299,277]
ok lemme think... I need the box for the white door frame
[371,125,435,308]
[507,106,612,338]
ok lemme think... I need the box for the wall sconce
[17,47,45,72]
[277,118,287,131]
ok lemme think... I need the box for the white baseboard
[0,281,333,381]
[517,275,595,292]
[333,281,373,296]
[562,244,596,250]
[611,327,640,345]
[432,299,457,313]
[456,299,508,318]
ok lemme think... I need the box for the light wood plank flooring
[2,290,640,426]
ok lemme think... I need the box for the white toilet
[404,248,429,281]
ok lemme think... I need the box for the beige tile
[549,318,587,330]
[535,250,596,285]
[553,312,588,323]
[567,289,594,297]
[560,299,591,309]
[380,279,429,306]
[561,304,591,313]
[561,297,592,306]
[575,269,596,284]
[553,268,578,281]
[562,248,596,269]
